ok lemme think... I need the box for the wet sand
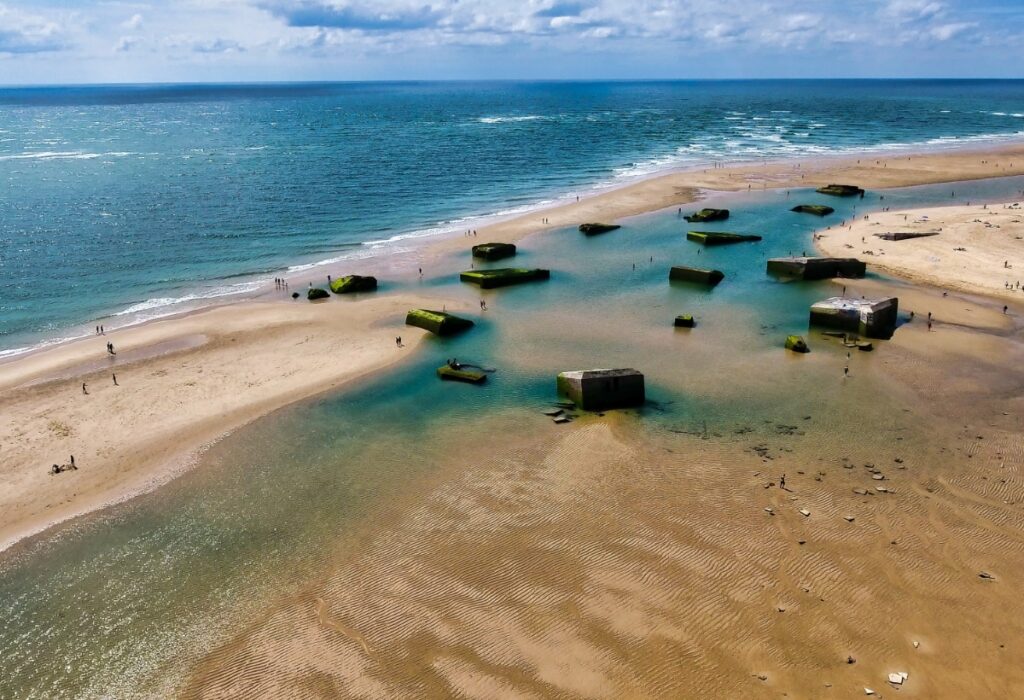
[0,295,450,553]
[181,277,1024,698]
[4,143,1024,698]
[3,143,1024,558]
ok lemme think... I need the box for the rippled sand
[183,281,1024,699]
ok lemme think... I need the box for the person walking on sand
[779,473,786,489]
[112,373,118,386]
[844,365,849,377]
[70,455,75,468]
[82,382,88,394]
[395,336,401,348]
[1004,305,1009,314]
[480,299,487,311]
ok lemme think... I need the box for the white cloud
[0,3,66,54]
[122,13,144,31]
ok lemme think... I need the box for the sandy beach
[2,143,1024,555]
[0,294,453,553]
[428,142,1024,257]
[816,202,1024,301]
[4,141,1024,698]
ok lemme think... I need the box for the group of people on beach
[94,325,106,335]
[274,277,289,290]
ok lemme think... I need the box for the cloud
[122,13,143,31]
[928,21,974,41]
[882,0,945,23]
[260,1,442,31]
[0,3,66,54]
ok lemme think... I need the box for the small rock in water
[913,640,920,649]
[864,688,875,696]
[847,656,857,665]
[875,486,889,493]
[553,416,572,424]
[979,571,996,580]
[764,507,775,515]
[844,515,855,522]
[543,408,564,417]
[799,508,811,517]
[872,474,885,480]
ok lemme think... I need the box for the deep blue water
[1,79,1023,354]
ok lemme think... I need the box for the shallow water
[3,80,1024,354]
[1,177,1023,697]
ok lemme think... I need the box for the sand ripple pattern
[182,392,1024,699]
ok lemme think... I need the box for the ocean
[2,79,1024,356]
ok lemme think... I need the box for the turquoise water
[3,175,1023,697]
[2,80,1024,354]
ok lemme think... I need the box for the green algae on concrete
[578,223,621,236]
[686,231,762,245]
[683,208,730,223]
[329,275,378,294]
[791,204,835,216]
[405,309,475,336]
[785,335,810,353]
[459,268,550,289]
[471,242,517,261]
[674,315,696,328]
[669,266,725,286]
[437,365,487,383]
[307,287,330,301]
[816,184,865,197]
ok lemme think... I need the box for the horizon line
[2,76,1024,90]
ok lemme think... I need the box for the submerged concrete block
[785,335,810,353]
[809,297,899,339]
[556,368,645,411]
[684,208,730,223]
[329,275,377,294]
[405,309,475,336]
[471,242,517,260]
[670,266,725,286]
[459,268,550,289]
[578,223,621,235]
[816,184,865,197]
[686,231,762,245]
[674,314,695,328]
[791,204,835,216]
[767,257,866,280]
[437,365,487,383]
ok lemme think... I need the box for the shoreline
[5,139,1024,364]
[0,294,455,555]
[4,141,1024,555]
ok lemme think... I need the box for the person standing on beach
[112,373,118,386]
[779,474,786,489]
[82,382,88,394]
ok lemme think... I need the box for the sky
[0,0,1022,84]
